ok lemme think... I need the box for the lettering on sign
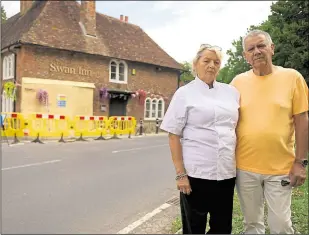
[49,63,98,77]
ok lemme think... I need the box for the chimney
[80,0,96,37]
[124,16,128,23]
[20,0,34,15]
[120,15,124,21]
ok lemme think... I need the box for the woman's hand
[177,176,192,195]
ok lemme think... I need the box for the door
[109,97,127,117]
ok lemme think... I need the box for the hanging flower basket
[99,87,108,100]
[137,89,147,105]
[3,82,16,100]
[36,89,49,105]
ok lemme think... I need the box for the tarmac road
[1,135,178,234]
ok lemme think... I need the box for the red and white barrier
[78,116,105,121]
[35,114,66,120]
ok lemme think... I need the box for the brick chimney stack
[124,16,128,23]
[120,15,124,21]
[80,0,96,37]
[20,0,34,15]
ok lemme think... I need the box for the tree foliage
[218,0,309,85]
[180,61,194,84]
[1,5,7,23]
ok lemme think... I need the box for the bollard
[155,118,160,134]
[139,118,143,136]
[128,130,131,139]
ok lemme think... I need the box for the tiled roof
[1,1,182,70]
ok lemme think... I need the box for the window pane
[119,73,124,81]
[119,63,125,73]
[145,111,150,118]
[158,100,162,118]
[151,100,157,118]
[111,63,116,73]
[3,58,7,78]
[111,72,116,80]
[8,57,12,77]
[145,100,150,118]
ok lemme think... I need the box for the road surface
[2,135,178,234]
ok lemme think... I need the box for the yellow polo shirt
[230,66,308,175]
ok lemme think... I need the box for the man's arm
[294,111,308,160]
[289,111,308,187]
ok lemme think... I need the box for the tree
[180,61,194,84]
[260,0,309,84]
[1,5,7,23]
[218,0,309,85]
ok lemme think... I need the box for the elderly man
[230,29,308,234]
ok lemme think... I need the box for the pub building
[1,0,182,129]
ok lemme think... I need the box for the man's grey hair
[242,29,273,51]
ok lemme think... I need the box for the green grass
[170,179,308,234]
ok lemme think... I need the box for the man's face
[243,34,275,68]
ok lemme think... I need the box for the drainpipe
[8,45,18,112]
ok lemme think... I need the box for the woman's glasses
[200,44,222,51]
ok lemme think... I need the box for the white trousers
[236,169,294,234]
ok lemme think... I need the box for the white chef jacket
[160,76,240,180]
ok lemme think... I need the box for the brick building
[1,0,182,128]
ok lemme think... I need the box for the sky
[2,1,275,66]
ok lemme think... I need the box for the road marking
[112,144,168,153]
[116,203,171,234]
[2,160,62,171]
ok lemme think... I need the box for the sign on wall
[57,94,67,108]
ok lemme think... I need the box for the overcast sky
[2,1,275,65]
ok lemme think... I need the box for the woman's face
[194,49,221,80]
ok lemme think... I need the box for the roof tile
[1,1,181,70]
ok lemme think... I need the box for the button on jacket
[160,77,240,180]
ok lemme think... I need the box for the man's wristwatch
[295,159,308,168]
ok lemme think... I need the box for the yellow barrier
[109,116,136,137]
[1,112,137,142]
[1,112,26,142]
[27,113,71,143]
[73,115,108,141]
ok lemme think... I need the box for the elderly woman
[160,44,240,234]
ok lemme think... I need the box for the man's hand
[289,162,307,187]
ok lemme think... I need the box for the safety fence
[0,112,136,144]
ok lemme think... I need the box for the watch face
[303,160,308,166]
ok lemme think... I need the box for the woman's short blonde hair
[192,44,223,77]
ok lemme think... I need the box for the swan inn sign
[49,63,99,77]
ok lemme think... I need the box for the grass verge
[170,179,308,234]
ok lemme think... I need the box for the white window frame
[109,59,128,84]
[1,91,14,112]
[144,97,165,120]
[157,98,165,119]
[2,54,15,80]
[144,98,151,119]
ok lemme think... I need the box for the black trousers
[180,176,236,234]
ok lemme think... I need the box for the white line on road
[116,203,171,234]
[2,160,62,171]
[112,144,168,153]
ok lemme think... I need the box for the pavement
[1,133,182,234]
